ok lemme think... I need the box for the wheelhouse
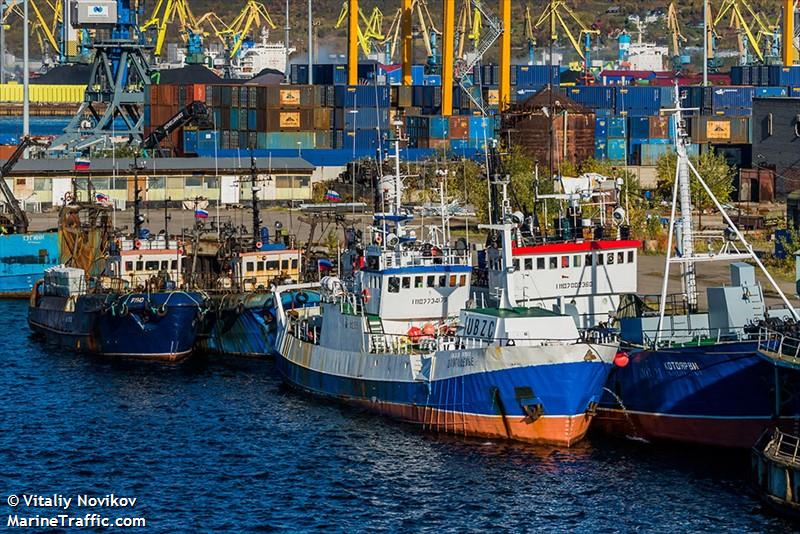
[233,249,302,290]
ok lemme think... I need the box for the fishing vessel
[272,138,619,446]
[752,428,800,518]
[27,201,208,361]
[595,87,800,448]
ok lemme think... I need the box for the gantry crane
[784,0,797,65]
[714,0,775,65]
[381,0,440,68]
[224,0,277,58]
[336,2,384,58]
[4,0,59,54]
[534,0,599,69]
[666,2,687,71]
[142,0,203,58]
[524,6,536,65]
[454,0,480,61]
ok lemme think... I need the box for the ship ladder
[366,314,386,353]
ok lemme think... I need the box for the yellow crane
[534,0,599,66]
[382,0,440,64]
[335,2,384,57]
[195,11,232,48]
[524,6,535,65]
[666,2,687,70]
[142,0,203,57]
[454,0,480,60]
[4,0,59,53]
[224,0,278,58]
[783,0,796,65]
[714,0,772,64]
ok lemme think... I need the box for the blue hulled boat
[0,232,60,297]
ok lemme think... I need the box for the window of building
[266,260,279,270]
[573,255,582,268]
[388,277,400,293]
[561,256,569,268]
[414,276,423,288]
[618,251,625,264]
[149,177,165,189]
[112,177,128,189]
[136,261,143,270]
[628,250,634,263]
[607,253,614,265]
[537,257,545,270]
[33,178,49,191]
[204,176,218,188]
[246,262,255,272]
[185,176,203,187]
[145,261,159,271]
[524,258,533,270]
[427,275,435,287]
[92,178,110,189]
[549,257,557,269]
[459,275,467,287]
[257,261,265,271]
[402,277,410,289]
[585,254,593,266]
[125,261,133,271]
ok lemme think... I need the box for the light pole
[703,0,708,87]
[22,0,29,142]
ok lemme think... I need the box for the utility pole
[251,154,261,251]
[22,0,29,143]
[1,0,6,84]
[285,0,291,82]
[307,0,313,84]
[703,0,708,86]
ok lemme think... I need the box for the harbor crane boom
[0,136,50,234]
[666,2,687,70]
[141,101,210,153]
[224,0,277,58]
[534,0,598,65]
[142,0,203,57]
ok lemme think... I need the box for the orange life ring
[134,239,142,249]
[256,241,263,249]
[361,288,371,303]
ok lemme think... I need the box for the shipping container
[266,109,332,131]
[755,86,789,98]
[515,65,559,86]
[197,130,218,152]
[469,116,494,140]
[182,129,198,154]
[562,86,615,109]
[648,116,671,139]
[429,116,450,139]
[607,117,627,138]
[703,86,755,115]
[628,117,649,140]
[264,131,318,149]
[449,116,470,139]
[606,138,627,162]
[768,65,800,86]
[689,116,751,144]
[594,118,608,139]
[335,107,389,130]
[334,85,390,108]
[615,86,661,116]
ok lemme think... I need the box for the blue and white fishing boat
[28,202,208,361]
[272,138,619,446]
[595,87,800,448]
[0,232,60,297]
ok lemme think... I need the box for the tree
[655,149,734,210]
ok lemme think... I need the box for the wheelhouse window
[537,258,545,270]
[449,275,457,286]
[607,253,614,265]
[573,255,582,267]
[136,261,144,270]
[388,277,400,293]
[160,260,168,270]
[427,275,435,288]
[171,260,178,270]
[585,254,593,266]
[524,258,533,270]
[597,254,604,265]
[266,260,279,270]
[257,261,265,271]
[246,262,255,272]
[125,261,134,271]
[459,275,467,287]
[281,259,290,270]
[402,277,410,289]
[414,276,423,288]
[145,261,159,271]
[549,257,557,269]
[617,251,625,264]
[561,256,569,268]
[628,250,634,263]
[513,259,520,271]
[439,275,446,287]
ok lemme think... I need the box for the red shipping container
[449,116,469,139]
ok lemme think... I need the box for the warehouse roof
[3,157,315,176]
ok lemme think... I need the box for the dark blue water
[1,299,794,532]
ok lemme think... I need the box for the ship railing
[757,328,800,367]
[640,326,753,348]
[381,250,472,269]
[760,428,800,468]
[365,331,616,355]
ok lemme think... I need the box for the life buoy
[361,288,371,303]
[256,241,263,249]
[134,239,142,250]
[374,233,383,245]
[294,291,309,305]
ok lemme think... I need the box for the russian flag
[324,190,342,202]
[74,157,90,171]
[318,258,333,270]
[195,208,209,219]
[95,192,109,203]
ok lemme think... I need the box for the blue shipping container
[469,116,494,139]
[616,87,661,116]
[334,85,391,108]
[562,86,615,109]
[768,66,800,86]
[594,118,608,139]
[755,86,789,98]
[183,130,198,153]
[628,117,649,140]
[429,117,450,139]
[343,108,389,130]
[515,65,559,86]
[606,139,627,162]
[703,86,754,114]
[197,130,218,152]
[607,117,627,138]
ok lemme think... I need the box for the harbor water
[1,298,794,531]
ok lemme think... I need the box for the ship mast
[675,94,697,311]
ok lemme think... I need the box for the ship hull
[198,290,319,358]
[277,335,615,446]
[0,233,59,297]
[595,342,800,448]
[29,291,205,361]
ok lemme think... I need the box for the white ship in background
[230,30,295,77]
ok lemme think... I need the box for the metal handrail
[757,327,800,365]
[637,326,755,348]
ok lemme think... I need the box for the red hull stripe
[594,409,800,449]
[512,240,641,256]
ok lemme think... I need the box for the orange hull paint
[350,398,595,447]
